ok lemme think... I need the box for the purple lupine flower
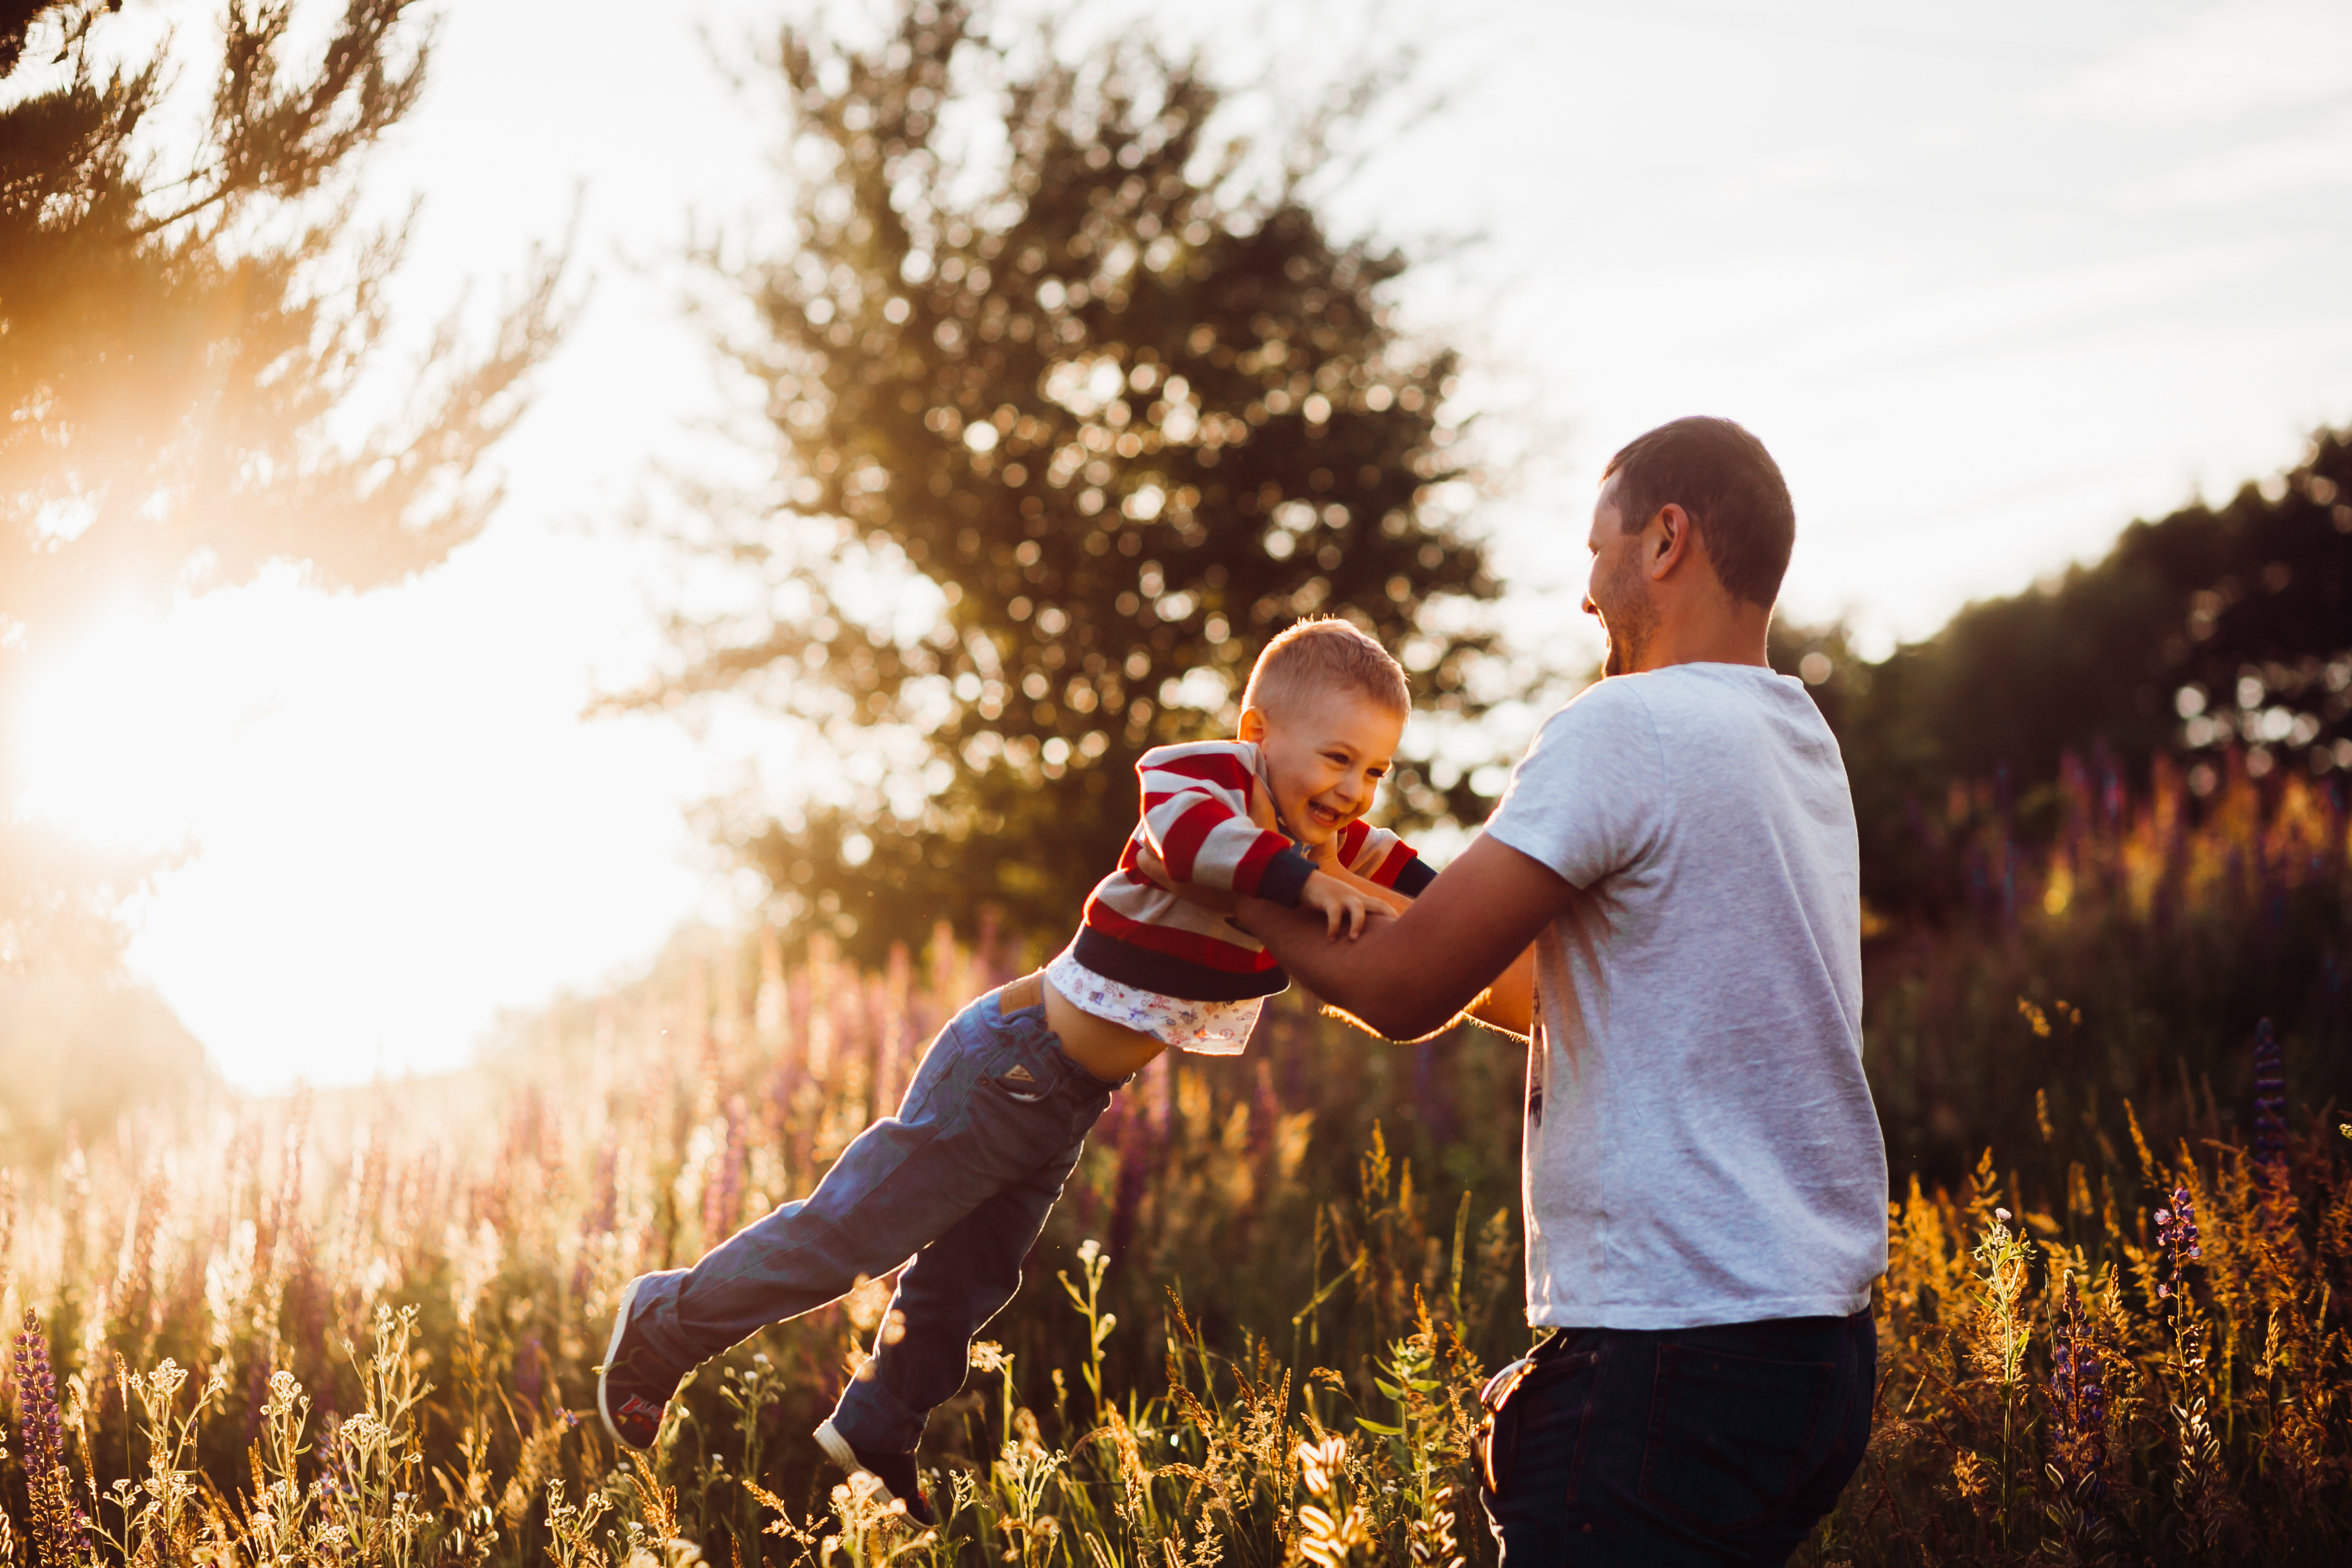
[2250,1018,2287,1170]
[15,1310,91,1564]
[2047,1276,2107,1493]
[2155,1187,2202,1298]
[2159,1188,2200,1258]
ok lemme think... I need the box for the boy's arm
[1136,749,1316,906]
[1134,748,1388,936]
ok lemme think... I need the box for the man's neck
[1625,600,1772,674]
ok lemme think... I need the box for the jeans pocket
[1481,1347,1598,1501]
[978,1065,1052,1105]
[1637,1345,1834,1535]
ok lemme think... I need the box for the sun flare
[11,605,266,852]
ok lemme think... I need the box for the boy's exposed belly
[1041,979,1172,1083]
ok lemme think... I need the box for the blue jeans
[1481,1310,1875,1566]
[628,986,1123,1453]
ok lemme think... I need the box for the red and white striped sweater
[1070,739,1436,1001]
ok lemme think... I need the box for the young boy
[595,619,1435,1520]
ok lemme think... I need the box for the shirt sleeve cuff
[1254,846,1317,908]
[1391,856,1437,896]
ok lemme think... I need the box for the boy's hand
[1301,870,1380,940]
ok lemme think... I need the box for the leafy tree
[1,0,564,969]
[1775,426,2352,915]
[638,1,1497,956]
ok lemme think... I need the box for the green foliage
[1775,427,2352,918]
[0,0,565,972]
[1855,757,2351,1187]
[636,0,1497,957]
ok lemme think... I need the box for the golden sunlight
[12,606,253,851]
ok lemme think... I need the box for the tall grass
[0,756,2344,1564]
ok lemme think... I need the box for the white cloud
[2050,0,2352,126]
[2123,102,2352,206]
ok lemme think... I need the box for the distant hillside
[0,974,216,1161]
[1775,425,2352,913]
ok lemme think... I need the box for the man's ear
[1648,503,1697,581]
[1237,706,1269,744]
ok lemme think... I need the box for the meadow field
[1,755,2346,1566]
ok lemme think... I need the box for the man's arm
[1467,941,1537,1039]
[1320,860,1536,1038]
[1234,834,1572,1042]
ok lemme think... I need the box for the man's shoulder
[1606,664,1830,742]
[1540,672,1654,731]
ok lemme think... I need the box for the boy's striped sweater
[1071,739,1436,1002]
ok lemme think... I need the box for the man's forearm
[1234,833,1570,1042]
[1238,897,1472,1041]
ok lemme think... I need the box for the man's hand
[1300,869,1382,939]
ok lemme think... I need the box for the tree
[635,0,1497,957]
[1,0,564,968]
[1774,426,2352,916]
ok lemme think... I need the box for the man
[1238,417,1886,1565]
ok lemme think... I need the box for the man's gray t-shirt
[1484,662,1886,1329]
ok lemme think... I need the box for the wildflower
[2250,1018,2287,1169]
[2046,1275,2107,1493]
[14,1310,91,1566]
[2155,1187,2201,1298]
[2157,1189,2200,1259]
[1297,1436,1371,1566]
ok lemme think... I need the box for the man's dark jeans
[1481,1309,1875,1566]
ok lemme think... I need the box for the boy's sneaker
[597,1276,684,1452]
[814,1418,937,1528]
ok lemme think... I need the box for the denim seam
[1561,1344,1601,1509]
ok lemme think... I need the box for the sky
[11,0,2352,1089]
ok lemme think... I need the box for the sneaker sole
[597,1275,650,1450]
[814,1417,927,1522]
[812,1417,871,1487]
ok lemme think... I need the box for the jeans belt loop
[995,972,1045,1013]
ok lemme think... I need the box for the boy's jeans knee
[624,982,1119,1449]
[828,1126,1091,1452]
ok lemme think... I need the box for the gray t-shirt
[1484,662,1886,1329]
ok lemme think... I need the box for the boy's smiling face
[1237,688,1406,852]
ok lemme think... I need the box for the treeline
[1775,428,2352,920]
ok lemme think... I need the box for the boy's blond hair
[1240,618,1411,721]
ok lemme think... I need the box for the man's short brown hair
[1241,618,1411,720]
[1603,417,1794,608]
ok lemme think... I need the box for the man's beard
[1598,555,1655,676]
